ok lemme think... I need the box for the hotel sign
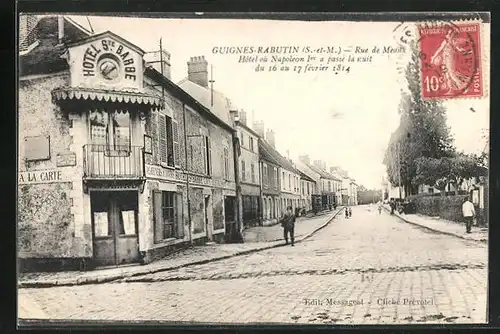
[145,164,213,187]
[67,31,144,91]
[18,169,69,185]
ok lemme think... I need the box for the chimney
[145,49,172,79]
[57,16,64,44]
[299,155,310,165]
[266,129,276,148]
[313,160,325,170]
[229,109,238,127]
[187,56,208,87]
[252,121,265,138]
[239,110,247,125]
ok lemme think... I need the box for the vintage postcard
[17,12,490,326]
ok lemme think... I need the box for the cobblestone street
[18,205,488,325]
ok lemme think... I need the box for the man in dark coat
[281,206,296,246]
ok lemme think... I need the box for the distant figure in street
[345,207,349,219]
[348,207,352,217]
[462,196,476,233]
[281,206,296,246]
[378,204,382,215]
[389,200,395,215]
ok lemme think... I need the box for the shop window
[154,191,184,242]
[90,109,130,154]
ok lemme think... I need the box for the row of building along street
[18,15,358,272]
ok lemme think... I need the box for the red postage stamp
[418,22,483,100]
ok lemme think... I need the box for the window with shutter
[201,134,207,174]
[158,114,167,164]
[241,160,246,181]
[206,136,212,175]
[251,163,255,183]
[172,120,180,167]
[223,147,229,179]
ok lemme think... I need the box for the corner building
[18,16,237,270]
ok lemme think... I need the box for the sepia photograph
[17,12,490,326]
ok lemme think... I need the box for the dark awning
[52,87,163,107]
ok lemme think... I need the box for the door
[91,191,140,266]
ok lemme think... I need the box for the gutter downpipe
[182,103,193,245]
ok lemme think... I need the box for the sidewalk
[18,208,343,288]
[242,209,338,243]
[384,205,488,243]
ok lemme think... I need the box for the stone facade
[18,72,94,259]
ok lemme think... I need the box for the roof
[177,78,234,127]
[298,170,315,182]
[145,68,235,133]
[259,140,300,174]
[307,164,341,181]
[20,15,92,76]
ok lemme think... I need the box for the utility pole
[209,65,215,107]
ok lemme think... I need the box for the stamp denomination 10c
[418,22,483,100]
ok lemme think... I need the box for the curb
[383,206,487,244]
[20,208,344,289]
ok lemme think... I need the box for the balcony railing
[83,144,145,179]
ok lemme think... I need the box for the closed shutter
[175,193,184,238]
[158,114,167,164]
[201,135,207,174]
[153,190,163,243]
[172,120,180,167]
[206,136,212,175]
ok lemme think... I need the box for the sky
[68,15,490,189]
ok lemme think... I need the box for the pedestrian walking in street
[345,207,349,219]
[378,204,382,215]
[281,206,296,246]
[348,207,352,217]
[462,196,476,233]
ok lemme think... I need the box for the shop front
[50,31,162,268]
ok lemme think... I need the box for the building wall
[18,73,94,258]
[238,126,260,187]
[143,78,236,244]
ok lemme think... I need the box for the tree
[414,157,449,195]
[414,152,488,196]
[384,42,454,196]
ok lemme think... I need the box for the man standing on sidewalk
[462,196,476,233]
[281,206,296,246]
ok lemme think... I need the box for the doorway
[91,191,140,266]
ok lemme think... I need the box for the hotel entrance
[90,191,140,266]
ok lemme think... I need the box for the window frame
[154,191,184,243]
[89,109,132,156]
